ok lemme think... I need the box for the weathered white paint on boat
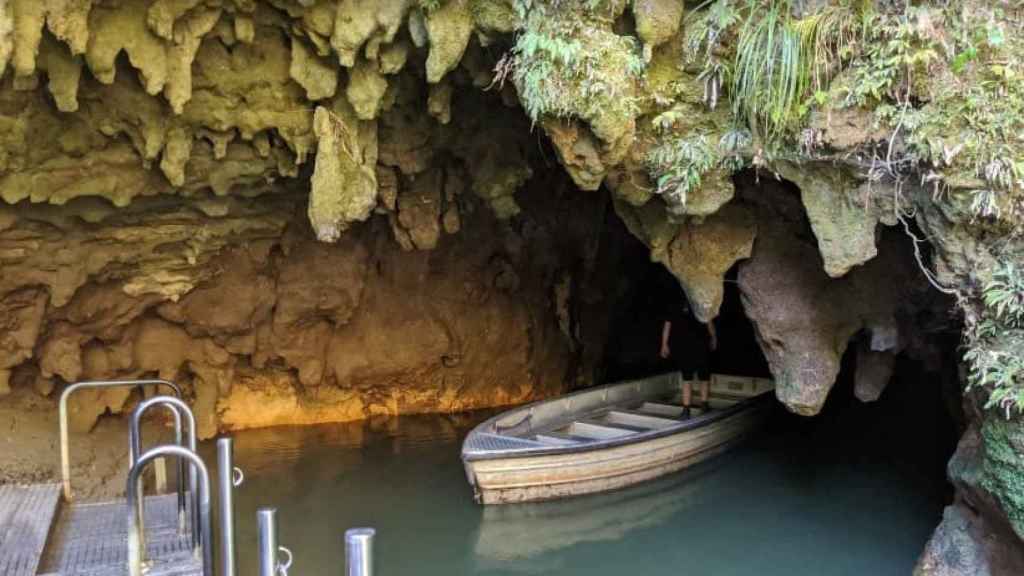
[461,372,774,504]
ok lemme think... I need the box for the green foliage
[734,1,869,142]
[419,0,443,12]
[644,127,750,208]
[512,0,629,21]
[685,0,868,145]
[646,135,718,207]
[984,263,1024,327]
[685,1,741,110]
[965,262,1024,416]
[731,2,804,141]
[840,8,941,107]
[508,6,644,136]
[861,5,1024,230]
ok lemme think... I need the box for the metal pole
[129,398,187,533]
[59,379,181,501]
[217,438,238,576]
[345,528,375,576]
[130,396,198,546]
[257,508,278,576]
[128,445,212,576]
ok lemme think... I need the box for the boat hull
[464,397,770,504]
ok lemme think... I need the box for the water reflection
[473,463,711,562]
[208,410,945,576]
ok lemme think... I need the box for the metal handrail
[59,379,182,501]
[129,400,186,533]
[128,445,212,576]
[130,396,199,548]
[128,444,211,573]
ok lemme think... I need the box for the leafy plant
[507,6,644,135]
[685,0,867,144]
[646,135,719,208]
[984,263,1024,328]
[966,262,1024,416]
[685,1,741,109]
[419,0,443,12]
[842,9,941,106]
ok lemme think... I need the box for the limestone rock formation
[616,198,756,323]
[853,345,896,403]
[308,103,379,241]
[777,163,893,278]
[0,1,1022,567]
[0,168,613,439]
[737,177,926,415]
[661,204,756,323]
[918,403,1024,575]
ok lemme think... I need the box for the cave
[601,249,772,384]
[1,1,1023,574]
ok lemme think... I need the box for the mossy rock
[981,416,1024,540]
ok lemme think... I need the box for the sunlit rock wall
[1,177,612,437]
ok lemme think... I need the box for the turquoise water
[211,396,950,576]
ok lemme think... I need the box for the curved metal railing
[130,396,199,547]
[59,379,182,500]
[127,445,212,576]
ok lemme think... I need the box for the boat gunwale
[461,375,773,462]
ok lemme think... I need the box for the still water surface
[206,405,947,576]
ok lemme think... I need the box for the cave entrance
[592,173,962,527]
[598,237,770,384]
[786,329,962,500]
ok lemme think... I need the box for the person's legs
[695,348,711,407]
[682,379,693,407]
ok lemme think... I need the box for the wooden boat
[461,372,774,505]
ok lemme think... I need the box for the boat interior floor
[529,394,731,447]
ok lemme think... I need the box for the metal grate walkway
[0,484,62,576]
[39,493,200,576]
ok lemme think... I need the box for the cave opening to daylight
[2,1,1023,575]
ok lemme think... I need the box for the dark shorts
[673,341,710,380]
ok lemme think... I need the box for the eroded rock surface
[0,180,613,438]
[737,177,934,415]
[617,199,756,323]
[0,1,1020,566]
[917,403,1024,576]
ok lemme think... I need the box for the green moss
[981,416,1024,539]
[510,2,644,146]
[424,0,475,83]
[470,0,519,34]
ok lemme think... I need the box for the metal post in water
[345,528,375,576]
[217,438,238,576]
[257,508,278,576]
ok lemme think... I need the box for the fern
[509,11,644,129]
[646,135,719,208]
[966,261,1024,416]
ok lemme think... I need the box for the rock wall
[1,0,1022,570]
[1,175,613,439]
